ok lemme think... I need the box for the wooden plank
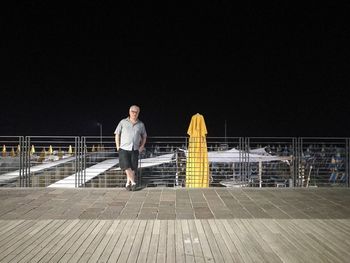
[214,219,246,262]
[46,220,96,263]
[175,220,185,263]
[1,188,350,263]
[146,219,160,263]
[78,220,114,263]
[136,220,154,263]
[295,219,350,262]
[207,219,234,262]
[0,220,54,262]
[239,219,283,263]
[0,206,17,219]
[255,218,303,263]
[2,218,348,263]
[13,220,67,263]
[306,233,346,263]
[289,220,344,262]
[107,220,134,262]
[225,219,261,263]
[334,219,350,247]
[181,220,195,263]
[17,220,79,263]
[188,220,205,263]
[201,220,224,262]
[127,220,147,263]
[1,220,59,263]
[237,219,284,263]
[194,219,214,262]
[65,220,108,263]
[166,220,176,263]
[0,220,29,243]
[0,220,24,235]
[35,220,89,263]
[87,220,121,263]
[58,220,100,263]
[338,218,350,229]
[273,219,330,263]
[314,218,350,253]
[98,220,127,263]
[156,220,167,263]
[330,219,350,235]
[251,219,293,262]
[117,220,141,262]
[0,220,35,245]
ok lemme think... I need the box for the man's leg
[125,174,130,187]
[130,150,139,187]
[119,149,131,188]
[125,168,135,185]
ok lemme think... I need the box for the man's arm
[115,134,120,151]
[139,134,147,152]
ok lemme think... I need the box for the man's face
[129,107,139,120]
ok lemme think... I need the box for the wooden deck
[0,187,349,262]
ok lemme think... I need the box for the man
[114,105,147,191]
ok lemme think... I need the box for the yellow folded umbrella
[48,145,53,155]
[2,145,6,157]
[186,113,209,188]
[68,145,73,155]
[30,145,36,155]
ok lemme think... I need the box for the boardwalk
[0,187,349,262]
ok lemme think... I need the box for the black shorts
[119,149,139,171]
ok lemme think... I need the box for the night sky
[2,2,349,138]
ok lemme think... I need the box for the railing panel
[245,137,296,188]
[0,136,349,188]
[0,136,79,187]
[299,137,348,187]
[0,136,24,186]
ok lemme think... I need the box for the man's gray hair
[129,105,140,112]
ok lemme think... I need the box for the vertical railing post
[246,137,252,186]
[291,137,297,187]
[82,137,87,188]
[25,136,31,187]
[297,137,304,187]
[19,136,25,187]
[74,137,79,188]
[238,137,249,184]
[346,138,350,187]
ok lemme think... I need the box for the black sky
[1,2,350,137]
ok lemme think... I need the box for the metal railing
[1,136,349,188]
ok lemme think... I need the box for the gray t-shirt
[114,118,147,151]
